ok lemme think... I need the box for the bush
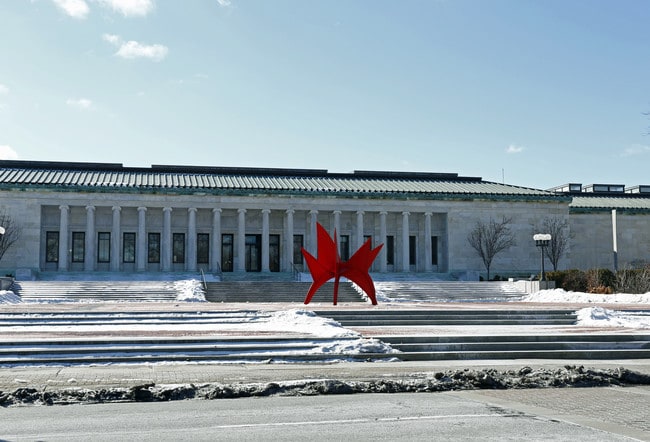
[615,266,650,294]
[586,268,616,293]
[545,267,650,294]
[546,269,587,292]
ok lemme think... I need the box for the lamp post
[533,233,551,289]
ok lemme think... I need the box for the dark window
[363,235,372,247]
[431,236,438,266]
[197,233,209,264]
[221,234,233,272]
[293,235,304,266]
[409,235,416,266]
[72,232,85,263]
[269,234,280,272]
[97,232,110,263]
[340,235,350,261]
[46,231,59,263]
[148,233,161,263]
[123,233,135,263]
[173,233,185,264]
[386,235,394,265]
[245,234,261,272]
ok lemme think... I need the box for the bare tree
[467,216,516,280]
[537,216,569,271]
[0,208,22,264]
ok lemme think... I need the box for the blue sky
[1,0,649,190]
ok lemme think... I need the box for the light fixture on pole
[533,233,551,288]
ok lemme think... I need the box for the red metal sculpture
[302,222,383,305]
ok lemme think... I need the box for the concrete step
[13,281,179,302]
[316,309,578,326]
[205,281,366,303]
[375,281,527,302]
[0,336,386,365]
[375,334,650,360]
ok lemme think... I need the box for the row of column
[56,205,438,273]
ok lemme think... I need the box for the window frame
[45,231,59,263]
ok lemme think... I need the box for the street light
[533,233,551,289]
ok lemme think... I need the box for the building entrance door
[245,234,261,272]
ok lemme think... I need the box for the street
[2,388,648,441]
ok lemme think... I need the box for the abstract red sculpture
[302,222,383,305]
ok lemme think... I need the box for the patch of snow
[576,307,650,329]
[0,290,21,304]
[264,309,359,338]
[521,289,650,304]
[174,279,206,302]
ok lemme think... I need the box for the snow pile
[521,289,650,304]
[174,279,206,302]
[576,307,650,329]
[0,290,20,304]
[263,309,359,338]
[316,337,397,355]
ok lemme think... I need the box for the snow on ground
[521,289,650,304]
[173,279,206,302]
[0,290,20,304]
[576,307,650,329]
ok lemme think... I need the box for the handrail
[199,268,208,291]
[292,264,302,281]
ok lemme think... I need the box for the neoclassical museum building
[0,160,648,279]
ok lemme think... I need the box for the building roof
[570,196,650,213]
[0,160,564,201]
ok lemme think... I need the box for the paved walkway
[2,359,650,392]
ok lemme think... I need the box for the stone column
[162,207,172,272]
[261,209,270,272]
[379,211,387,272]
[309,210,318,254]
[84,205,95,272]
[424,212,432,272]
[236,208,246,272]
[187,208,197,272]
[111,206,121,272]
[136,207,147,271]
[284,209,294,271]
[356,210,364,249]
[58,205,70,271]
[211,208,222,272]
[402,211,410,272]
[333,210,341,238]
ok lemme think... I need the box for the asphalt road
[2,390,647,441]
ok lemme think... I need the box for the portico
[42,202,448,275]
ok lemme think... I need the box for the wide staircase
[314,310,650,360]
[204,281,366,303]
[375,281,527,302]
[12,281,179,302]
[316,309,578,327]
[375,334,650,360]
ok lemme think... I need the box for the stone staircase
[0,336,382,365]
[375,281,527,302]
[316,309,578,326]
[204,281,366,303]
[12,281,179,302]
[314,309,650,360]
[376,334,650,360]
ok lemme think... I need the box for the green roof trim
[569,196,650,213]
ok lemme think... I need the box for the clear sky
[1,0,649,190]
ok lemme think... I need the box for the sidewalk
[2,359,650,392]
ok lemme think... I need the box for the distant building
[0,160,648,279]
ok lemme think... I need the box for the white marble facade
[1,187,608,278]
